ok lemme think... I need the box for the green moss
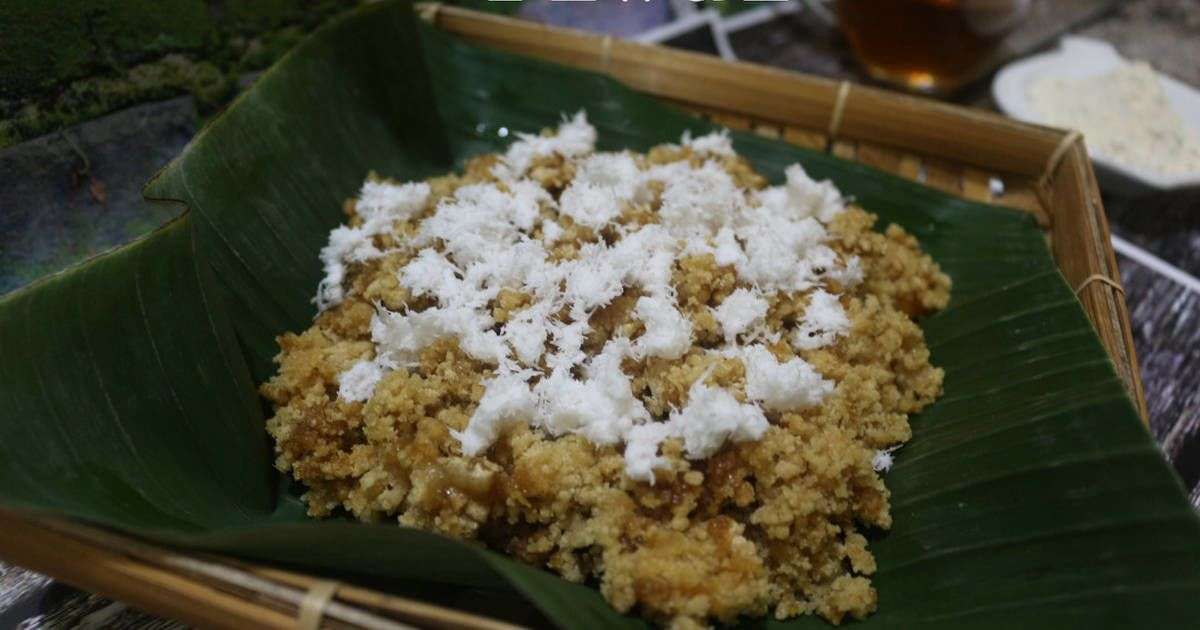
[0,1,212,94]
[0,4,90,94]
[1,1,509,147]
[0,55,230,145]
[223,0,305,34]
[238,26,308,71]
[0,1,363,147]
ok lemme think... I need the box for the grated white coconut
[872,447,899,473]
[316,181,430,310]
[320,111,859,482]
[492,111,597,181]
[681,129,736,157]
[713,287,769,343]
[793,289,851,351]
[740,345,834,412]
[633,295,693,360]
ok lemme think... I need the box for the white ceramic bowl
[993,37,1200,195]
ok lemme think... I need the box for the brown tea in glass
[835,0,1030,94]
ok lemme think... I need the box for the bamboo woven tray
[0,5,1147,629]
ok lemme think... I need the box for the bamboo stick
[921,156,965,196]
[0,510,295,630]
[244,566,523,630]
[36,517,415,630]
[959,167,994,203]
[780,126,829,151]
[993,177,1049,223]
[752,122,783,140]
[853,143,904,175]
[423,4,1066,176]
[830,140,857,161]
[0,509,514,630]
[1047,144,1149,422]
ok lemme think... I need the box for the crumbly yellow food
[261,143,950,627]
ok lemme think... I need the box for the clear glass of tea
[835,0,1032,94]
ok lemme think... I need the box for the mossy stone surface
[0,1,212,94]
[0,1,357,147]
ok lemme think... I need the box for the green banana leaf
[2,2,1199,627]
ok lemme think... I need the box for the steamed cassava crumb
[261,143,949,627]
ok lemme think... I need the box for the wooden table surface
[2,0,1198,626]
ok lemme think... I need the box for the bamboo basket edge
[0,508,515,630]
[420,3,1147,423]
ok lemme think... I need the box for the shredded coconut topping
[793,289,851,351]
[682,128,736,157]
[713,287,769,343]
[872,447,899,473]
[316,181,430,311]
[318,111,860,482]
[741,345,834,412]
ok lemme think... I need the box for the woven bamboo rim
[1074,273,1126,297]
[416,3,1140,418]
[0,509,519,629]
[0,6,1151,630]
[419,3,1146,425]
